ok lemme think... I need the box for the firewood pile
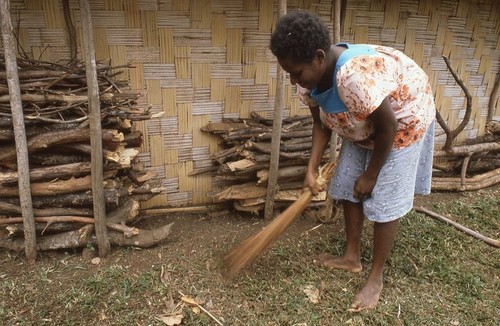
[194,112,336,214]
[197,111,500,214]
[0,56,172,252]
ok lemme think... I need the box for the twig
[414,206,500,248]
[178,291,223,325]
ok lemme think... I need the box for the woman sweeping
[270,10,436,311]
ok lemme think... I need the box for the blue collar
[310,43,377,114]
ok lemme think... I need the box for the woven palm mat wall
[1,0,499,207]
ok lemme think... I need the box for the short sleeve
[296,84,319,107]
[337,55,398,118]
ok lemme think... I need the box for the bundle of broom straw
[221,161,337,280]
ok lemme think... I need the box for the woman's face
[277,50,326,90]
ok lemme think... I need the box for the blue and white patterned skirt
[329,121,435,222]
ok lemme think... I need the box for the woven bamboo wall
[1,0,499,208]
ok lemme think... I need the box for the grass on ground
[0,187,498,325]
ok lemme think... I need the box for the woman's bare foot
[348,278,383,312]
[314,253,362,273]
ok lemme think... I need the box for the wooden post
[0,0,37,261]
[79,0,111,257]
[264,0,287,220]
[322,0,342,220]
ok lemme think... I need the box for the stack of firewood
[198,111,500,213]
[195,112,336,214]
[0,56,172,252]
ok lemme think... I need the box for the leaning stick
[414,206,500,248]
[222,162,336,280]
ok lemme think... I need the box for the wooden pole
[264,0,287,220]
[0,0,37,261]
[79,0,111,257]
[321,0,342,221]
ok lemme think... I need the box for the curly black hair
[270,10,331,64]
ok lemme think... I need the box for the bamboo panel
[259,0,274,32]
[176,87,195,103]
[159,117,179,136]
[225,86,241,113]
[255,61,269,84]
[191,0,211,29]
[243,63,256,79]
[25,0,42,9]
[227,28,243,63]
[159,28,174,63]
[192,63,211,88]
[167,192,191,206]
[11,10,46,28]
[192,116,210,147]
[150,135,165,166]
[211,13,227,46]
[194,88,211,102]
[191,46,226,63]
[178,103,193,134]
[74,10,126,28]
[164,149,179,165]
[4,0,498,208]
[141,11,158,47]
[173,29,212,46]
[226,11,259,29]
[172,0,189,11]
[157,11,191,28]
[212,0,244,13]
[31,47,52,62]
[192,173,212,204]
[210,77,226,101]
[174,46,191,79]
[178,162,193,191]
[106,28,142,45]
[28,29,65,46]
[139,0,159,11]
[124,0,141,28]
[127,47,160,63]
[42,0,63,28]
[192,102,224,116]
[146,80,162,106]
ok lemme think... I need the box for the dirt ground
[0,186,498,325]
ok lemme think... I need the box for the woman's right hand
[303,169,319,195]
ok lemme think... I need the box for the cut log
[0,162,125,184]
[0,201,93,217]
[256,165,307,184]
[0,188,124,208]
[0,222,174,251]
[0,175,93,197]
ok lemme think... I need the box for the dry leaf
[302,284,320,303]
[180,295,199,306]
[158,314,184,325]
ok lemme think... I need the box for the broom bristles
[221,162,336,280]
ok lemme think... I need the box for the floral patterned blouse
[298,45,436,149]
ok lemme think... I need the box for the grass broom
[221,161,336,280]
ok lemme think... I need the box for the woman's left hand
[353,173,377,200]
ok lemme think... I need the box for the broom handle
[266,188,313,234]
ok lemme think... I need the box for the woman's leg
[350,218,399,311]
[316,200,364,273]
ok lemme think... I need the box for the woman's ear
[314,49,327,66]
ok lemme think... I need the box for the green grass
[0,187,498,325]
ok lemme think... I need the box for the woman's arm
[353,96,397,199]
[305,106,332,194]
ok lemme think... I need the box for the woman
[270,10,436,311]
